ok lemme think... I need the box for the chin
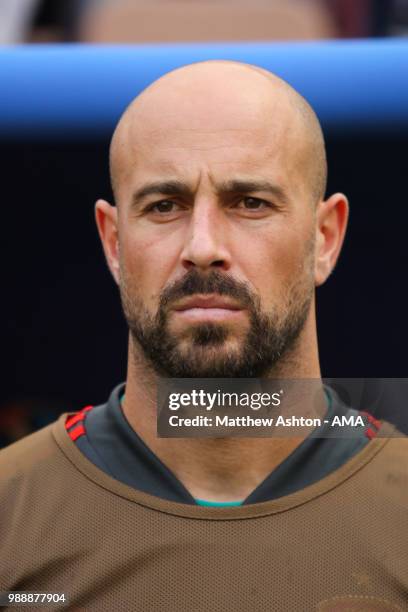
[166,340,244,378]
[180,332,242,354]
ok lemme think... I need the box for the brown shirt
[0,415,407,611]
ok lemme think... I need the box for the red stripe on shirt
[65,405,93,430]
[68,423,86,441]
[365,427,377,440]
[361,410,381,430]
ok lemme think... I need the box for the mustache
[159,269,257,310]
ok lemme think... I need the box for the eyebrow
[131,180,191,207]
[130,178,289,209]
[216,179,289,205]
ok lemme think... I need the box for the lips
[171,295,245,324]
[173,295,242,311]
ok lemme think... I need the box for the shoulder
[0,416,93,591]
[367,422,408,499]
[0,416,69,486]
[0,414,92,544]
[0,421,56,464]
[378,424,408,464]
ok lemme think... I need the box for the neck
[122,322,321,503]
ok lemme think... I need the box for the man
[1,61,407,611]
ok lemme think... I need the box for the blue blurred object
[0,39,407,139]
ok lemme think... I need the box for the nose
[180,199,231,272]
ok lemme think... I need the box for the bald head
[109,60,327,205]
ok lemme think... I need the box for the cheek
[240,225,313,304]
[119,228,181,306]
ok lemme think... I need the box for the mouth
[172,294,244,322]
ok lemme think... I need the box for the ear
[95,199,120,284]
[314,192,349,286]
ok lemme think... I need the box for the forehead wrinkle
[111,63,282,152]
[110,60,327,205]
[213,62,327,201]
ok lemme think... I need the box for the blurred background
[1,0,408,43]
[1,0,407,447]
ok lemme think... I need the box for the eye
[147,200,178,214]
[142,199,187,222]
[239,197,270,211]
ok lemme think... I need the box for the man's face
[113,73,318,377]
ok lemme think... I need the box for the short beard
[119,263,314,378]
